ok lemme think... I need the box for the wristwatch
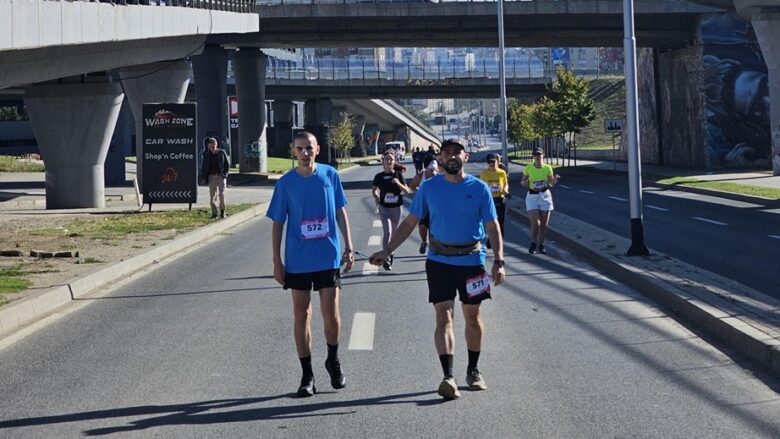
[493,259,505,268]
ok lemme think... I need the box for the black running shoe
[325,359,346,389]
[297,375,316,397]
[528,242,537,254]
[538,244,547,255]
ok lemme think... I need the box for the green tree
[326,112,356,164]
[549,67,595,165]
[507,101,538,148]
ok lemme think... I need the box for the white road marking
[608,196,628,202]
[769,235,780,240]
[362,262,379,275]
[652,190,759,208]
[348,312,376,350]
[372,220,382,228]
[579,190,595,194]
[558,184,571,189]
[693,217,729,226]
[367,235,382,246]
[646,205,670,212]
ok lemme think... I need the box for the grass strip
[656,177,780,200]
[32,203,256,240]
[0,156,45,172]
[0,266,32,294]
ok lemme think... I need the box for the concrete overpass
[214,0,723,49]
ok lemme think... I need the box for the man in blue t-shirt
[267,131,355,398]
[369,139,505,400]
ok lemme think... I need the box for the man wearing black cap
[369,139,505,400]
[480,153,509,249]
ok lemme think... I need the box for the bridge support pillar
[233,48,267,173]
[119,60,191,191]
[304,98,333,164]
[24,82,124,209]
[272,100,294,158]
[192,45,229,167]
[736,2,780,174]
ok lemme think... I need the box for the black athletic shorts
[425,259,491,305]
[284,269,341,291]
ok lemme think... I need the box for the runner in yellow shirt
[521,147,560,255]
[479,153,509,249]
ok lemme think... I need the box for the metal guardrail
[255,0,689,5]
[266,60,624,81]
[93,0,256,13]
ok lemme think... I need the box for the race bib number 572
[300,217,330,240]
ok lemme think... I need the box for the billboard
[141,103,198,205]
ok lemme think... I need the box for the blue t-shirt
[266,164,347,273]
[409,174,497,266]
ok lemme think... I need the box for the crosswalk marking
[348,312,376,350]
[362,262,378,275]
[367,235,382,246]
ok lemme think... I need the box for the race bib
[384,193,399,204]
[533,181,547,190]
[300,217,330,240]
[490,183,500,192]
[466,273,491,298]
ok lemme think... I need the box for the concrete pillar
[192,45,229,165]
[272,100,294,157]
[304,98,333,164]
[233,48,267,173]
[104,99,132,186]
[119,60,191,189]
[24,82,124,209]
[736,2,780,174]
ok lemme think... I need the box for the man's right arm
[368,214,419,265]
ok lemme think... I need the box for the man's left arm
[484,220,505,286]
[336,207,355,272]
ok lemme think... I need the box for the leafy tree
[508,101,538,148]
[548,67,595,165]
[326,112,356,163]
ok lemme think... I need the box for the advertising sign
[228,96,240,161]
[141,103,198,205]
[604,118,624,133]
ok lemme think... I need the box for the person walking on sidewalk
[521,146,560,255]
[267,131,355,398]
[372,151,412,271]
[369,139,505,400]
[480,153,509,249]
[200,137,230,219]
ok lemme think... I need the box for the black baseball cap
[532,146,544,156]
[486,153,498,162]
[441,139,465,152]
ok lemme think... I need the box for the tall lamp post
[497,0,509,170]
[623,0,649,256]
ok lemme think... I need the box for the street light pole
[623,0,649,256]
[497,0,509,170]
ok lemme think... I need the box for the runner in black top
[372,151,411,270]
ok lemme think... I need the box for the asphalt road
[0,162,778,438]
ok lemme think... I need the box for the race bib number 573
[300,217,330,240]
[466,273,491,298]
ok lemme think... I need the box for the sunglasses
[487,160,496,164]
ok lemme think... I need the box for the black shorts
[425,259,491,305]
[284,269,341,291]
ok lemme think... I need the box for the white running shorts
[525,191,554,211]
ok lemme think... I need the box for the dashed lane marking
[579,190,595,194]
[372,220,382,228]
[769,235,780,240]
[646,205,670,212]
[362,262,379,275]
[693,217,729,226]
[348,312,376,350]
[367,235,382,246]
[608,196,628,202]
[558,184,571,189]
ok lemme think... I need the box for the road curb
[0,203,268,341]
[506,205,780,379]
[650,182,780,207]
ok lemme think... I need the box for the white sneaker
[465,368,487,390]
[437,377,461,400]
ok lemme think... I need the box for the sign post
[228,96,239,163]
[604,118,624,172]
[141,103,198,210]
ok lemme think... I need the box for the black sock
[467,350,480,370]
[439,354,454,378]
[300,356,313,378]
[327,343,339,362]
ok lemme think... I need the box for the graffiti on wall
[702,13,770,169]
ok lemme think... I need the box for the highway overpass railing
[91,0,256,13]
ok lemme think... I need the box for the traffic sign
[604,118,624,133]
